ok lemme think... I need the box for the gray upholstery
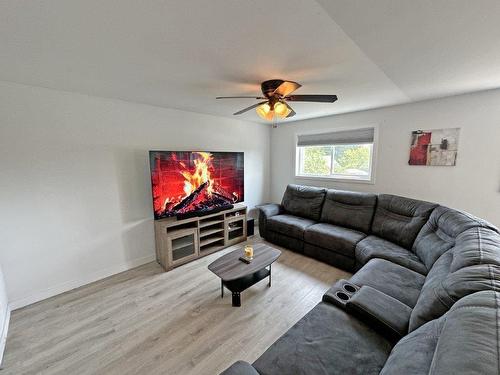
[371,194,437,249]
[320,189,377,233]
[409,227,500,331]
[252,302,393,375]
[304,223,366,257]
[221,361,260,375]
[258,203,282,239]
[281,184,326,221]
[449,226,500,271]
[264,230,304,253]
[347,258,425,307]
[381,291,500,375]
[356,235,428,275]
[266,214,315,240]
[347,286,412,340]
[223,186,500,375]
[412,205,498,270]
[304,243,356,270]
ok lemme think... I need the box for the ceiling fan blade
[285,94,338,103]
[216,96,265,99]
[233,101,269,115]
[285,103,296,118]
[272,81,302,97]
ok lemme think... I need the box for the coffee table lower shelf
[221,266,272,307]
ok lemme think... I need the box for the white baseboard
[9,254,156,311]
[0,306,11,367]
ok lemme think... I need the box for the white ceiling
[2,0,500,123]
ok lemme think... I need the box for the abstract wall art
[409,128,460,166]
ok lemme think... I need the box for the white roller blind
[297,127,374,146]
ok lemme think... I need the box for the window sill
[295,175,375,185]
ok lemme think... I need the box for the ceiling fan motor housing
[261,79,285,98]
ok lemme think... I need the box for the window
[296,128,375,182]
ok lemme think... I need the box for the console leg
[232,292,241,307]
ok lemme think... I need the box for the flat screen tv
[149,151,244,220]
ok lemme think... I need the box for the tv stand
[154,203,247,271]
[175,204,234,220]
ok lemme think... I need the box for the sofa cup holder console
[336,291,350,301]
[328,279,360,308]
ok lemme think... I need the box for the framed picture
[409,128,460,166]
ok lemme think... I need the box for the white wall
[0,81,271,309]
[0,263,9,365]
[270,89,500,227]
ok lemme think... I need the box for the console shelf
[199,219,224,228]
[154,203,247,271]
[200,235,225,247]
[200,227,224,238]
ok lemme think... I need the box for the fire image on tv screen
[149,151,244,220]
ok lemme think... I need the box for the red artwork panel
[409,131,432,165]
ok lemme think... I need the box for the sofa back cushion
[281,184,326,221]
[408,227,500,331]
[412,205,496,270]
[449,226,500,271]
[320,189,377,233]
[371,194,437,249]
[381,291,500,375]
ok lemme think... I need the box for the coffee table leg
[268,264,272,287]
[232,292,241,307]
[221,280,224,298]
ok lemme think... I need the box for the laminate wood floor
[2,236,350,375]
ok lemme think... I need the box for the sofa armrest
[220,361,260,375]
[346,286,412,340]
[258,204,282,239]
[258,203,282,218]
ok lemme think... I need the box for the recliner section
[342,258,425,308]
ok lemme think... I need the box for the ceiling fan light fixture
[256,101,290,121]
[274,101,291,119]
[256,102,274,121]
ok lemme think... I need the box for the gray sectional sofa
[221,184,500,375]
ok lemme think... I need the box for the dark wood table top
[208,243,281,281]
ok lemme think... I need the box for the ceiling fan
[216,79,338,122]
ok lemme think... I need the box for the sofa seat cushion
[281,184,326,221]
[266,214,316,240]
[371,194,437,249]
[304,223,366,257]
[356,235,428,275]
[252,302,393,375]
[348,259,425,308]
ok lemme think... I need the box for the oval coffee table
[208,243,281,307]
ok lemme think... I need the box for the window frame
[294,127,378,184]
